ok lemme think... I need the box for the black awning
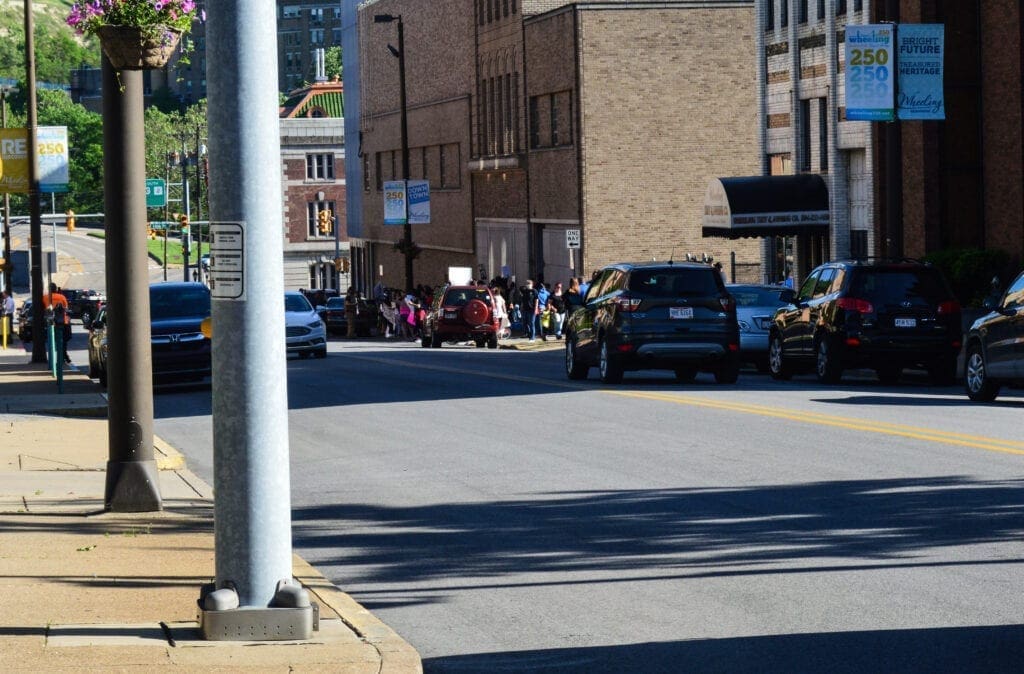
[702,174,830,239]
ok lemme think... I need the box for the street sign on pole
[566,228,581,249]
[146,178,167,208]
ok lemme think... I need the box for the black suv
[768,259,962,384]
[564,262,740,384]
[963,270,1024,402]
[63,288,106,325]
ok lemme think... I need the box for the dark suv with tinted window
[564,262,740,384]
[963,269,1024,402]
[768,259,961,384]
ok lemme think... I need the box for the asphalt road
[144,338,1024,673]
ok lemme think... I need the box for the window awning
[702,174,830,239]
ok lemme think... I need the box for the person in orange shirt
[41,283,72,364]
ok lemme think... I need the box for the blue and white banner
[845,25,895,121]
[407,179,430,224]
[383,180,407,225]
[897,24,945,120]
[38,126,69,193]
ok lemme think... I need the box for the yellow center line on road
[603,389,1024,457]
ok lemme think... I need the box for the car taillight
[937,300,961,315]
[615,295,642,312]
[836,297,873,314]
[719,296,735,312]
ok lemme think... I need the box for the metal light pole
[24,0,47,364]
[1,88,12,296]
[374,13,413,292]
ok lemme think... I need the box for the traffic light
[317,209,333,235]
[180,214,190,253]
[65,210,76,232]
[334,257,350,273]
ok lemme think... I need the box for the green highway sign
[146,178,167,208]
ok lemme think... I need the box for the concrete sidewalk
[0,347,421,672]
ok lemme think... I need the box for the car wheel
[815,336,842,384]
[674,367,697,382]
[420,333,430,348]
[474,338,486,348]
[431,332,443,348]
[98,364,107,389]
[875,364,901,385]
[768,333,792,381]
[87,353,98,379]
[315,348,327,359]
[714,355,739,384]
[487,334,498,349]
[965,344,1000,402]
[928,355,958,386]
[598,338,623,384]
[566,336,589,380]
[80,310,92,327]
[298,350,310,359]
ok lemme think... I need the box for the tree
[324,46,343,81]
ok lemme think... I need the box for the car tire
[566,336,589,380]
[487,334,498,349]
[80,310,92,327]
[965,344,1000,402]
[315,348,327,359]
[420,333,430,348]
[927,355,958,386]
[815,336,842,384]
[98,365,107,389]
[674,367,697,382]
[298,350,310,359]
[87,353,98,379]
[463,299,490,325]
[876,364,901,385]
[598,338,623,384]
[768,333,792,381]
[714,355,740,385]
[431,333,443,348]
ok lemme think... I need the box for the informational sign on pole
[383,180,407,225]
[208,222,245,301]
[844,24,895,122]
[566,228,581,249]
[37,126,69,193]
[897,24,945,120]
[0,128,28,193]
[407,179,431,224]
[146,178,167,208]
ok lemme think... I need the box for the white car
[284,291,327,358]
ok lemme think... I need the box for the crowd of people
[361,274,593,344]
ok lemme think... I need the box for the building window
[504,74,512,154]
[282,5,299,18]
[511,0,516,14]
[310,7,323,24]
[486,0,492,23]
[497,73,505,154]
[850,230,868,259]
[817,0,825,20]
[766,0,774,30]
[781,0,788,27]
[512,73,520,152]
[800,98,811,172]
[853,0,862,11]
[837,0,847,14]
[310,29,324,45]
[550,93,559,146]
[799,0,807,23]
[529,96,540,149]
[818,98,828,171]
[307,200,336,238]
[439,144,447,188]
[363,155,370,192]
[374,153,382,190]
[478,0,485,25]
[306,153,335,180]
[503,0,509,17]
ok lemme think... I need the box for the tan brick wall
[570,6,761,274]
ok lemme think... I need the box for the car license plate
[894,317,917,328]
[444,311,458,319]
[670,307,694,319]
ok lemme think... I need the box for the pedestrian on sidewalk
[519,279,539,342]
[546,282,567,339]
[41,283,72,364]
[1,291,14,342]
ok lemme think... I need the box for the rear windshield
[628,268,722,298]
[443,288,492,306]
[848,268,951,304]
[150,286,211,319]
[730,286,791,307]
[325,297,345,308]
[285,294,313,313]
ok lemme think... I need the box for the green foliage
[324,46,343,80]
[0,5,100,85]
[922,247,1012,307]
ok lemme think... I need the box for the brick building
[279,78,348,292]
[355,0,763,292]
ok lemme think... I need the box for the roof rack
[837,256,927,265]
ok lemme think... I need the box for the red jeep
[421,285,499,348]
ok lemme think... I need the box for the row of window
[365,143,463,192]
[307,153,335,181]
[477,0,517,25]
[765,0,863,30]
[529,92,573,150]
[281,6,341,21]
[478,73,520,157]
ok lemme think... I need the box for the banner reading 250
[845,25,894,121]
[0,126,69,194]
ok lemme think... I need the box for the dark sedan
[319,295,379,337]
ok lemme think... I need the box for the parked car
[564,261,740,384]
[63,288,106,325]
[319,295,380,337]
[768,259,962,384]
[89,282,212,387]
[963,270,1024,401]
[16,299,32,342]
[421,284,499,348]
[727,283,795,372]
[285,291,327,358]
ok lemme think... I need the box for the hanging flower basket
[95,25,182,70]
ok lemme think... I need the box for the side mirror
[90,319,104,331]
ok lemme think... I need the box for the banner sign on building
[383,180,407,225]
[844,24,895,121]
[0,128,29,194]
[407,179,431,224]
[897,24,945,120]
[38,126,69,193]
